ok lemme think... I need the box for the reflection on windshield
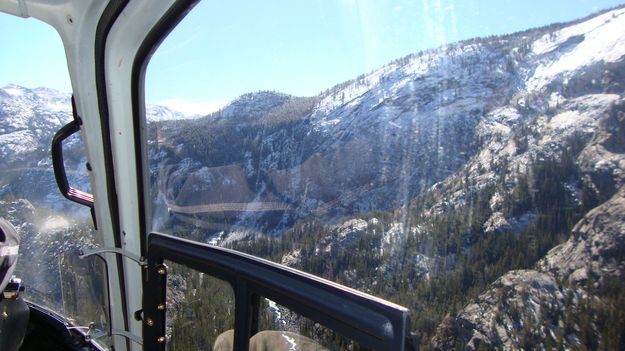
[0,83,110,347]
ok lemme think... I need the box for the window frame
[143,232,411,350]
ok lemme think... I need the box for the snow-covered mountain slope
[146,104,186,122]
[0,84,72,162]
[528,7,625,91]
[0,84,83,212]
[150,6,625,236]
[0,84,189,211]
[218,91,292,121]
[0,84,188,160]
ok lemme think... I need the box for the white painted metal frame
[0,1,177,350]
[104,1,177,350]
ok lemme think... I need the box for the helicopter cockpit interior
[2,0,625,350]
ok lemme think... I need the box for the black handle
[51,96,95,209]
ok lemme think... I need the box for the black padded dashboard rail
[143,232,411,351]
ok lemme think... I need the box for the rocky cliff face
[432,185,625,350]
[430,86,625,349]
[433,92,625,349]
[428,94,625,349]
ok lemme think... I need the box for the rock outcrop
[433,186,625,350]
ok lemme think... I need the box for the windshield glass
[0,14,110,347]
[145,1,625,349]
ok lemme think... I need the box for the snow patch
[282,334,297,351]
[39,216,70,232]
[0,130,38,155]
[528,8,625,91]
[4,86,25,96]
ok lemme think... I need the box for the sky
[1,0,623,115]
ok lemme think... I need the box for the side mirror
[51,96,96,228]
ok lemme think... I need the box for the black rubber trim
[51,121,94,207]
[94,0,131,348]
[51,120,80,197]
[130,0,199,255]
[51,96,97,228]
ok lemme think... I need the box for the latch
[1,277,24,300]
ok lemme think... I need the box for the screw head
[157,336,166,343]
[157,303,166,311]
[146,318,154,327]
[156,264,167,275]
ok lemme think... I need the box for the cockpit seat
[213,329,329,351]
[0,219,29,351]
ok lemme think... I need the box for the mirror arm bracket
[79,247,146,267]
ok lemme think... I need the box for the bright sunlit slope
[143,0,625,115]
